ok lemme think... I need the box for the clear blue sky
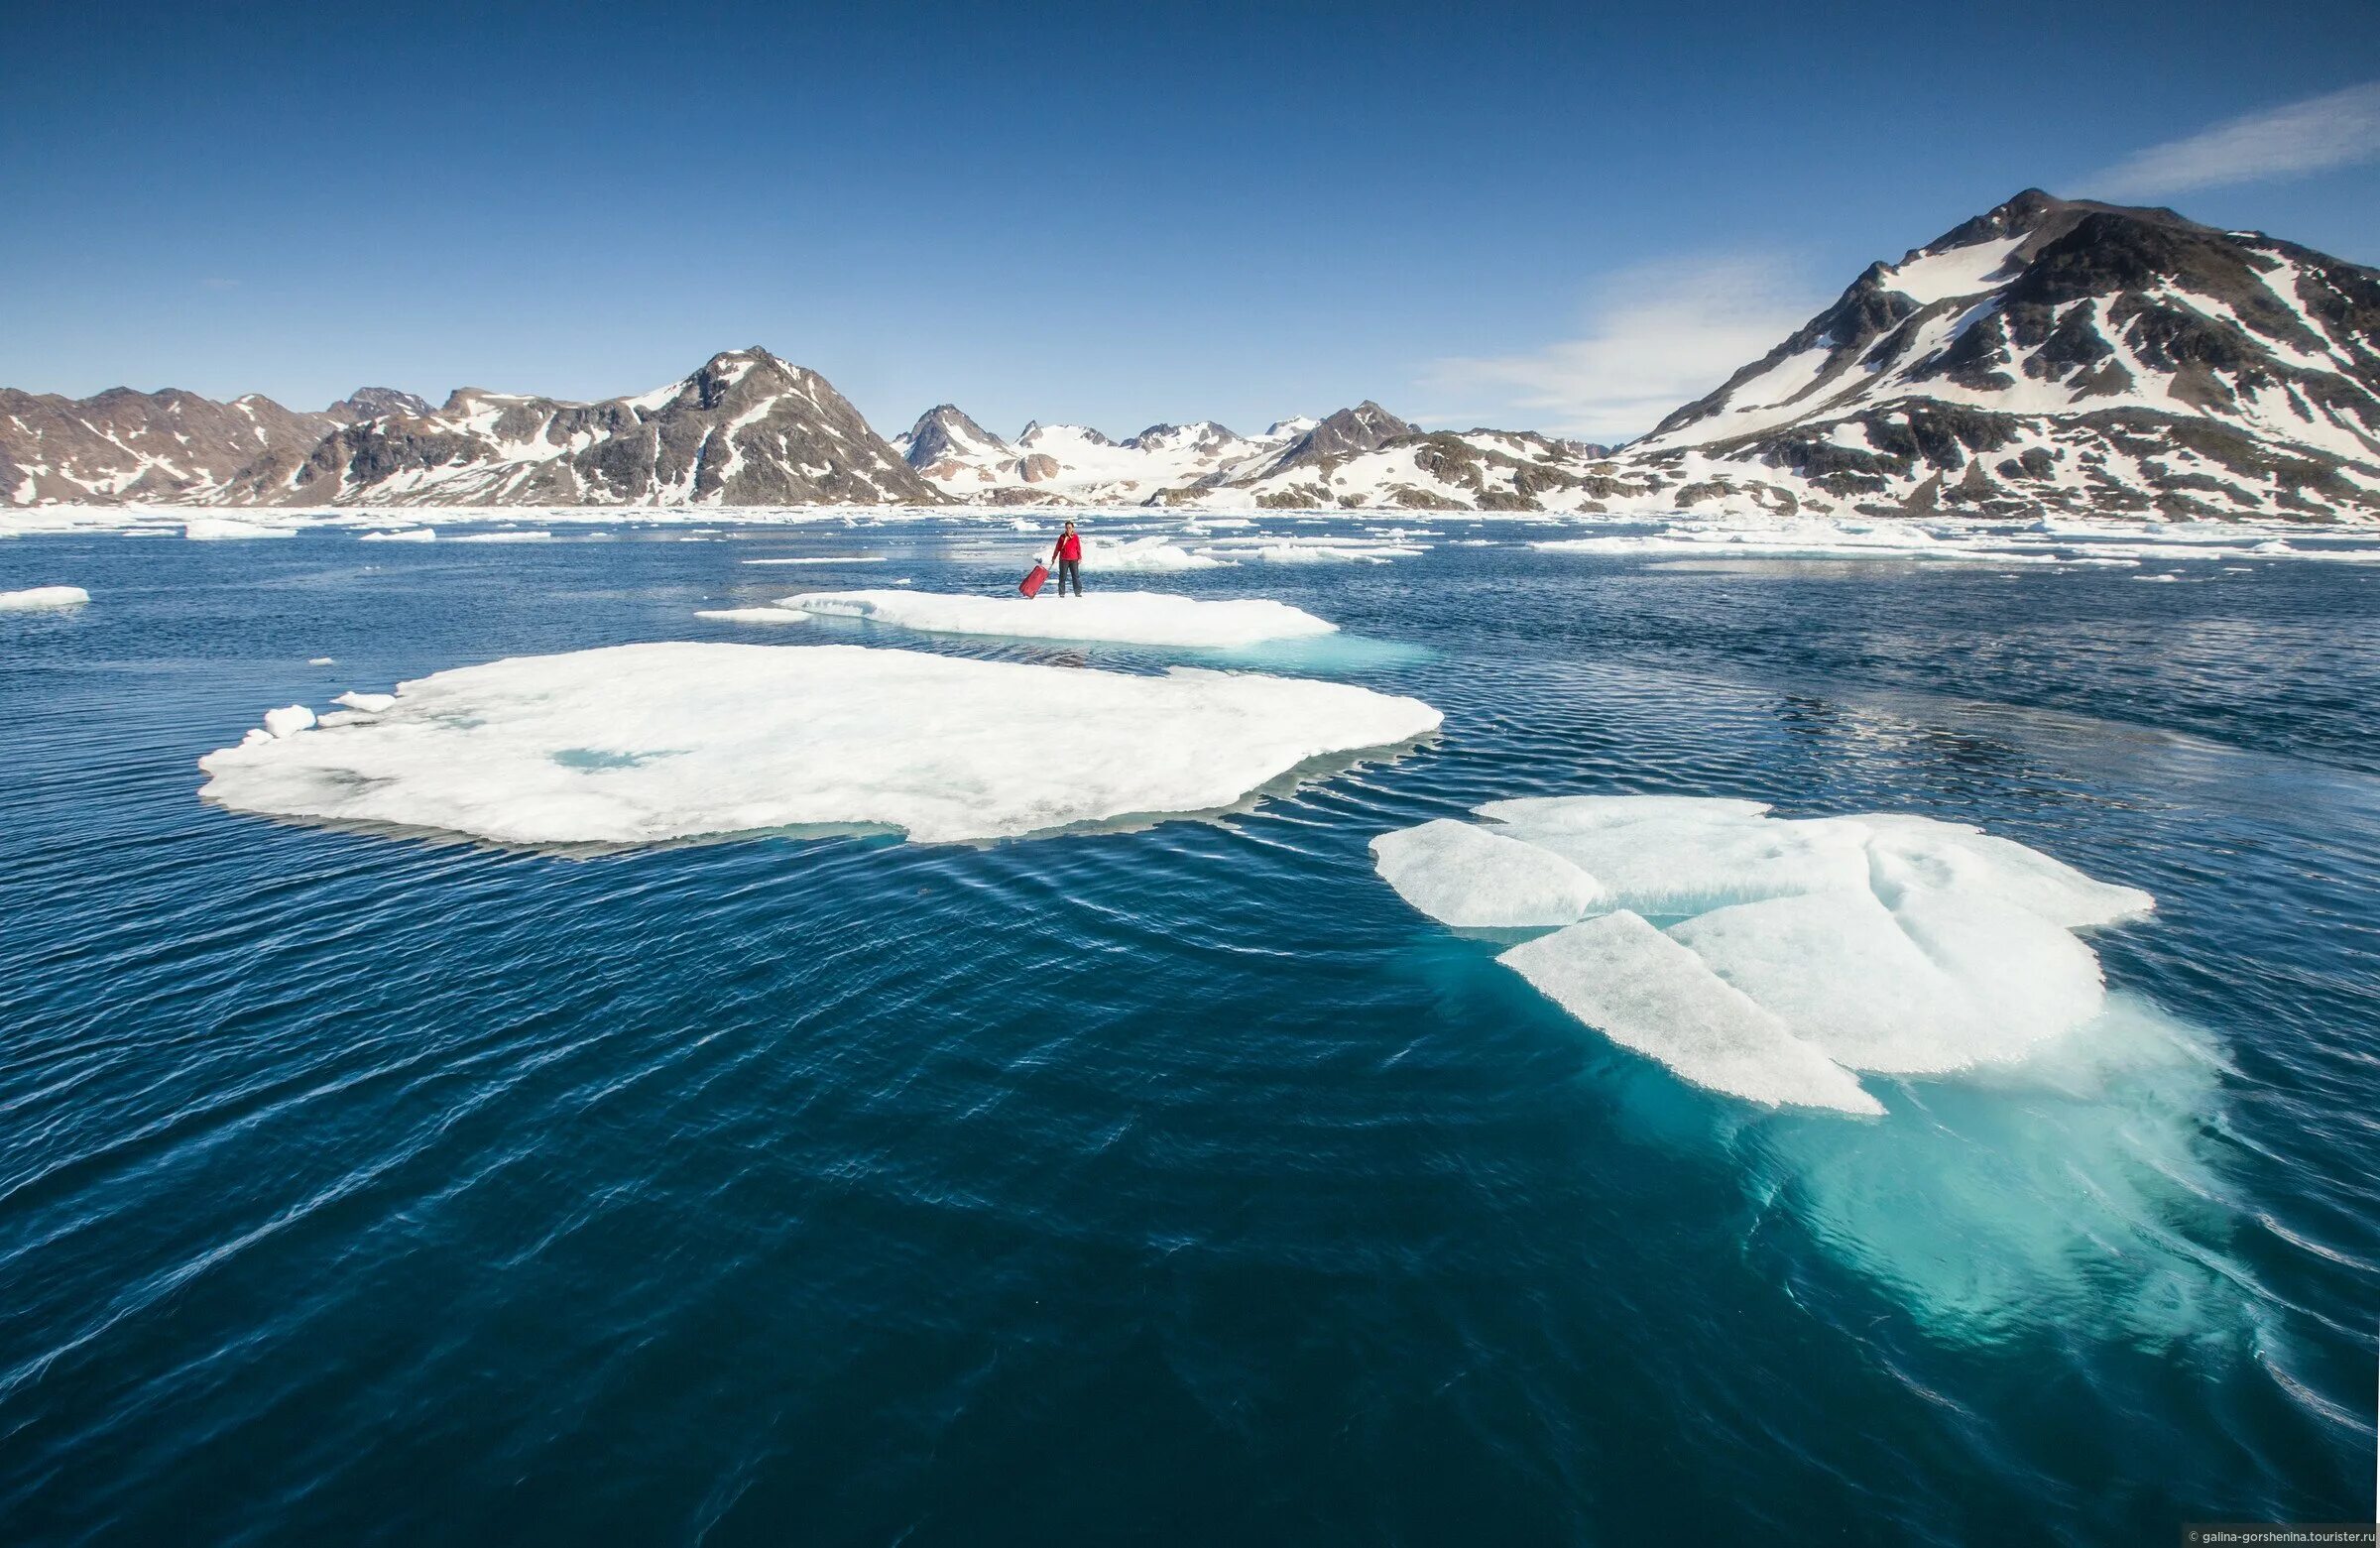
[4,0,2376,443]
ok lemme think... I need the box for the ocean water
[2,523,2375,1544]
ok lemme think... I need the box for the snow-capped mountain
[893,409,1303,505]
[0,387,347,505]
[8,191,2373,519]
[1617,189,2380,520]
[4,349,941,508]
[242,348,938,507]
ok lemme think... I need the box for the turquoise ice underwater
[1,520,2376,1541]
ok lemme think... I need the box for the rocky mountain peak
[326,387,432,422]
[899,404,1009,470]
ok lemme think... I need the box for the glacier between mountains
[197,643,1441,846]
[1371,796,2154,1114]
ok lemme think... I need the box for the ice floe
[183,519,295,541]
[360,528,437,542]
[1084,536,1228,573]
[0,585,89,611]
[773,589,1338,650]
[199,643,1440,846]
[1371,796,2153,1113]
[1198,536,1423,564]
[696,606,815,625]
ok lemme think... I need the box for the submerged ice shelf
[753,588,1340,649]
[198,642,1441,846]
[1372,796,2154,1113]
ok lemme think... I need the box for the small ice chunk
[0,585,89,611]
[1369,818,1606,927]
[307,656,336,665]
[360,528,436,542]
[261,704,316,739]
[331,691,396,712]
[1499,912,1881,1115]
[783,589,1336,650]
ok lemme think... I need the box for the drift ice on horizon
[1371,796,2154,1113]
[196,642,1442,846]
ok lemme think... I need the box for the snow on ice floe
[1084,536,1227,573]
[1371,796,2153,1113]
[0,585,89,611]
[198,643,1440,846]
[183,518,296,541]
[769,589,1338,650]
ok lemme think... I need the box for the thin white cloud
[2085,79,2380,199]
[1417,256,1823,443]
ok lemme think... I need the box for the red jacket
[1055,532,1082,561]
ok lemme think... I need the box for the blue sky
[4,0,2376,443]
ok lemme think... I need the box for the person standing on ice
[1049,521,1084,597]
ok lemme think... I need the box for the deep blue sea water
[2,522,2376,1545]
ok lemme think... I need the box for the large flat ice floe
[199,642,1440,846]
[728,589,1339,650]
[1372,796,2153,1114]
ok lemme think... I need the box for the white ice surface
[779,589,1337,649]
[199,642,1441,846]
[183,519,295,540]
[1369,818,1606,927]
[696,607,815,625]
[330,691,397,712]
[0,585,89,611]
[360,528,437,542]
[1371,797,2154,1112]
[1500,912,1885,1115]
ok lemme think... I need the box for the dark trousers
[1057,558,1082,595]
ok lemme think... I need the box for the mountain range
[6,190,2374,520]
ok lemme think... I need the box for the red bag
[1018,563,1049,598]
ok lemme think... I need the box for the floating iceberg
[1371,796,2152,1112]
[1198,536,1422,565]
[1084,536,1227,573]
[0,585,89,612]
[775,589,1338,650]
[199,643,1441,846]
[183,519,295,541]
[359,528,438,542]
